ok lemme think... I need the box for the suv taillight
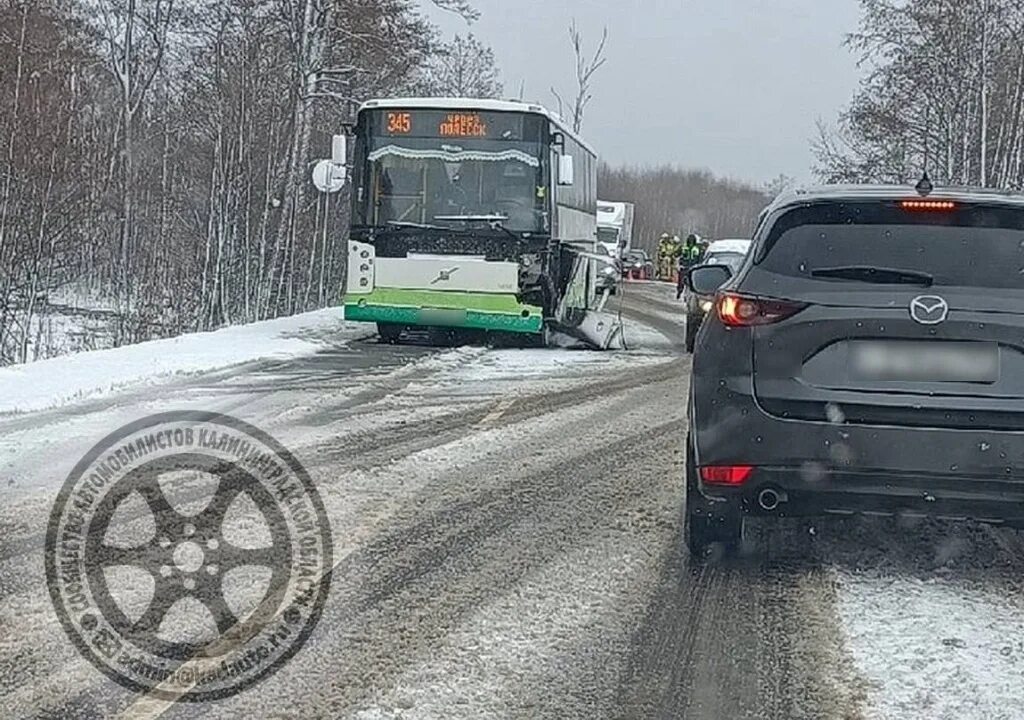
[699,465,755,486]
[717,293,806,327]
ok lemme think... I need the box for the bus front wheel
[377,323,403,344]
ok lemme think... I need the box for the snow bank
[0,308,364,415]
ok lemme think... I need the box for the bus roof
[359,97,598,157]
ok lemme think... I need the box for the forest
[599,164,770,253]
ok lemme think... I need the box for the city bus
[338,98,621,348]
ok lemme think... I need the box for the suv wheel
[684,317,699,353]
[684,435,743,558]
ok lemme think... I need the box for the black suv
[685,185,1024,557]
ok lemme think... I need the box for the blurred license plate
[850,341,999,383]
[417,307,466,326]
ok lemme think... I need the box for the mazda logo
[909,295,949,325]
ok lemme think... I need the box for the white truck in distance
[596,201,635,260]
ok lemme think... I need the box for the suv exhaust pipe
[757,488,783,512]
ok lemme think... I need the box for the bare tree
[816,0,1024,189]
[419,33,503,98]
[764,173,796,197]
[94,0,175,340]
[429,0,479,22]
[551,20,608,133]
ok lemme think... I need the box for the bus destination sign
[384,111,491,139]
[439,113,488,137]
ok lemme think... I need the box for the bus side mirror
[332,134,348,166]
[312,133,349,193]
[558,154,575,186]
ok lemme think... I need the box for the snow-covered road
[2,282,1024,719]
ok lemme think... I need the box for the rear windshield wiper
[810,265,934,286]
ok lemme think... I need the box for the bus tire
[377,323,403,344]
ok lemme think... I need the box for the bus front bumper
[343,288,544,334]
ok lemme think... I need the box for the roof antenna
[915,171,933,197]
[916,105,933,196]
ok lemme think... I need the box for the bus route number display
[386,112,412,135]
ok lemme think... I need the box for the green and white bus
[338,98,621,348]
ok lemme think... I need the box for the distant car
[684,185,1024,557]
[623,249,654,280]
[682,239,752,352]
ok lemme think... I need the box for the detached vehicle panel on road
[686,185,1024,556]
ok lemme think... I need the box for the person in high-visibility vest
[676,234,703,299]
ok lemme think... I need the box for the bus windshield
[360,110,549,234]
[369,140,545,232]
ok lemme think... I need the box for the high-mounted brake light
[900,200,957,211]
[700,465,755,486]
[717,292,806,327]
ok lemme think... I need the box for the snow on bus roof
[359,97,597,157]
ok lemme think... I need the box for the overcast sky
[426,0,864,186]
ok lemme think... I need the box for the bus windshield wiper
[810,265,934,286]
[434,214,510,223]
[386,220,448,231]
[434,215,520,241]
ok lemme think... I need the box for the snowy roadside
[830,523,1024,720]
[0,308,365,415]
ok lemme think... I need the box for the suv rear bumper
[691,381,1024,524]
[701,466,1024,525]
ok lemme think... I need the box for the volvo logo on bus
[910,295,949,325]
[431,267,460,285]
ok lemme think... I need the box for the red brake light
[717,293,806,327]
[900,200,956,211]
[700,465,755,486]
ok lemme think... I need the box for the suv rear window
[759,201,1024,289]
